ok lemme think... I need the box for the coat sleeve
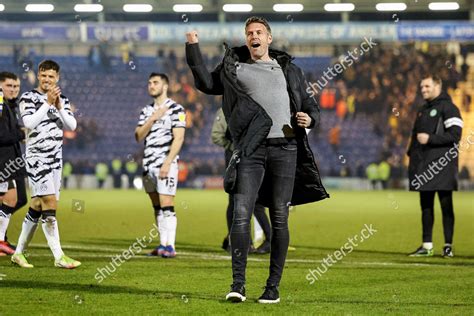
[185,43,224,95]
[296,67,320,128]
[0,121,22,145]
[0,109,23,146]
[428,103,463,146]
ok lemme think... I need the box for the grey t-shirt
[236,59,294,138]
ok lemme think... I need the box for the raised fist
[186,30,199,44]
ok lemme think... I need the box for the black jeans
[225,150,271,242]
[13,176,28,212]
[230,140,297,286]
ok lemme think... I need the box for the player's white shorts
[143,161,179,196]
[28,168,62,200]
[0,180,16,194]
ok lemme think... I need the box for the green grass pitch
[1,189,473,314]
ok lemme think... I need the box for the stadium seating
[1,52,471,177]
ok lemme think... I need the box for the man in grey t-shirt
[186,16,325,304]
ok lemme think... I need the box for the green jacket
[211,108,233,151]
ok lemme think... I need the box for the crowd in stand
[7,42,473,184]
[306,42,473,181]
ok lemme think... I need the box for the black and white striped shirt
[138,98,186,172]
[19,89,75,173]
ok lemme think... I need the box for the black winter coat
[186,43,329,205]
[407,92,463,191]
[0,96,26,182]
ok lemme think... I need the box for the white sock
[164,210,177,248]
[41,212,64,260]
[15,210,40,254]
[0,210,11,241]
[156,209,167,246]
[423,242,433,250]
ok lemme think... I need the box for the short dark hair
[0,71,18,83]
[422,74,442,87]
[245,16,271,34]
[149,72,169,85]
[38,60,60,73]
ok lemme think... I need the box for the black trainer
[408,246,433,257]
[256,240,271,254]
[225,283,246,302]
[258,285,280,304]
[442,246,454,258]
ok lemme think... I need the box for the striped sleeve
[137,107,146,127]
[61,96,74,117]
[428,103,462,146]
[58,95,77,131]
[19,91,50,130]
[19,91,39,118]
[171,104,186,128]
[443,103,463,129]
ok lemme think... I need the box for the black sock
[162,206,175,213]
[153,205,161,218]
[41,210,57,222]
[0,204,15,217]
[26,207,42,223]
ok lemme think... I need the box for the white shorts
[143,162,179,196]
[29,168,62,200]
[0,180,16,194]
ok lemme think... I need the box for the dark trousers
[225,150,271,242]
[13,176,27,213]
[420,191,454,244]
[113,174,122,189]
[226,196,271,242]
[230,142,297,286]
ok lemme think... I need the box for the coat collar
[424,91,452,108]
[224,44,293,68]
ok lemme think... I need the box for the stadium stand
[1,42,472,180]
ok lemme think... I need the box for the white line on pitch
[23,244,464,268]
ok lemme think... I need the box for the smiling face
[37,69,59,94]
[420,77,441,101]
[245,22,272,61]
